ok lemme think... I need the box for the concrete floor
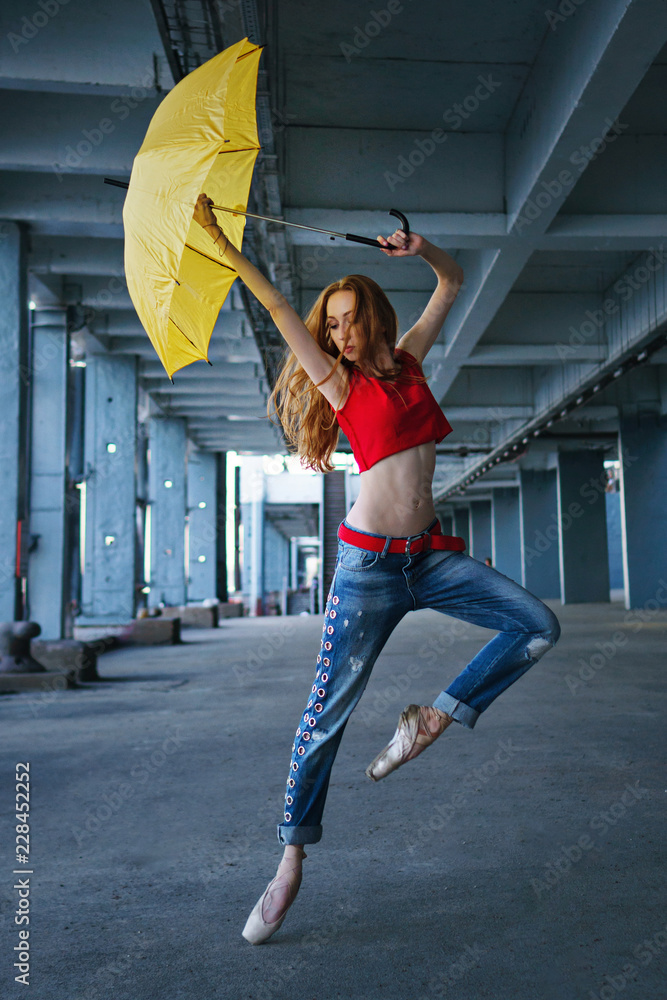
[1,600,665,1000]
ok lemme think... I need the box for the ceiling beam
[0,172,126,226]
[149,389,265,406]
[101,309,245,334]
[155,400,267,415]
[0,90,160,177]
[442,406,534,421]
[141,380,266,394]
[429,0,667,405]
[464,344,607,365]
[285,209,667,252]
[140,360,261,378]
[30,237,125,276]
[109,336,259,361]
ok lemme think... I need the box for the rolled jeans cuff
[277,823,323,846]
[433,691,479,730]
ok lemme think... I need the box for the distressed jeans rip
[526,635,554,661]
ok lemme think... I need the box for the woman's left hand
[377,229,425,256]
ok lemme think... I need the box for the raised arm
[193,193,341,397]
[379,229,464,365]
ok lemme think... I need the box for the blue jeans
[277,516,561,846]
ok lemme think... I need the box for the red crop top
[329,348,453,472]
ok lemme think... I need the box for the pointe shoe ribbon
[365,704,453,782]
[242,850,306,945]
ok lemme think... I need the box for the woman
[193,194,561,944]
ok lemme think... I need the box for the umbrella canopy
[123,37,263,379]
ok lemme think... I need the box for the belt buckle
[405,531,431,555]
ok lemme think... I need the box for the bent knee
[527,612,561,659]
[545,610,561,645]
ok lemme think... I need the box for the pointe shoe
[241,850,306,945]
[365,704,453,782]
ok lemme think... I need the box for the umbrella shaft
[211,204,344,239]
[102,180,382,245]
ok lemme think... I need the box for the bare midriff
[345,440,438,537]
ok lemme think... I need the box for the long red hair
[267,274,428,473]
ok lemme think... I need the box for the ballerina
[192,193,561,944]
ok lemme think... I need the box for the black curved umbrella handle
[344,208,411,249]
[389,208,410,235]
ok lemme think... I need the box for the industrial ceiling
[2,0,666,500]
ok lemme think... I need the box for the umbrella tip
[207,359,213,366]
[169,376,174,384]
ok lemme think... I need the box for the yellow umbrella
[121,37,263,380]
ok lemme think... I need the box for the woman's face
[325,289,360,362]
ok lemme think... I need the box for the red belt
[338,518,466,555]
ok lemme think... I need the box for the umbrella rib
[168,316,205,355]
[184,242,236,273]
[236,46,263,61]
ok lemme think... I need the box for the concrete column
[453,507,470,551]
[0,223,28,620]
[81,355,138,623]
[491,487,521,582]
[149,416,187,608]
[557,450,610,604]
[135,422,149,605]
[263,519,290,609]
[469,500,492,561]
[186,448,217,602]
[322,470,345,604]
[290,537,299,590]
[519,468,560,599]
[605,490,624,593]
[249,495,264,615]
[27,308,69,638]
[215,453,228,603]
[438,511,453,535]
[232,462,241,594]
[618,414,667,609]
[240,456,264,616]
